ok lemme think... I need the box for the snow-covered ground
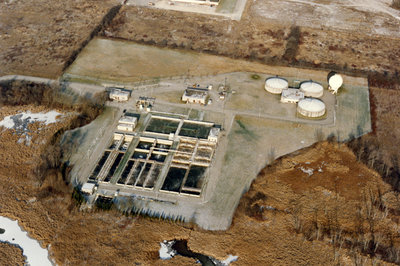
[253,0,400,37]
[0,111,62,130]
[0,110,63,145]
[0,216,52,266]
[159,240,177,260]
[221,254,239,265]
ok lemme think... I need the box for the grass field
[64,37,368,87]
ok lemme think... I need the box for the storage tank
[300,81,324,98]
[297,98,326,118]
[265,77,288,94]
[327,72,343,94]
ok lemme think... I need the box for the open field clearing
[0,0,119,78]
[65,37,285,85]
[64,37,367,87]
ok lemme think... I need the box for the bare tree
[289,198,303,233]
[392,0,400,10]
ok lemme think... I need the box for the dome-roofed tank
[297,98,326,118]
[327,71,343,94]
[265,77,288,94]
[299,81,324,98]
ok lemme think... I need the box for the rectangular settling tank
[178,123,212,139]
[161,167,187,192]
[145,118,180,134]
[89,151,111,180]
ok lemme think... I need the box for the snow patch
[221,254,239,265]
[0,110,62,130]
[0,216,52,266]
[159,240,177,260]
[260,205,276,211]
[300,166,314,176]
[0,111,63,144]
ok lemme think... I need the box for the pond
[159,239,238,266]
[0,216,52,266]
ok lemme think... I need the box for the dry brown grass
[0,0,119,78]
[240,142,400,264]
[0,243,25,266]
[105,6,288,61]
[0,105,75,178]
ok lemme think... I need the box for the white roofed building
[182,87,208,105]
[281,88,304,103]
[109,88,130,102]
[208,127,220,142]
[117,116,137,132]
[119,116,137,125]
[81,182,96,194]
[117,123,135,132]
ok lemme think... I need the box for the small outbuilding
[81,182,96,194]
[281,88,304,103]
[265,77,289,94]
[208,127,220,142]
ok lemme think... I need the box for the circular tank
[265,77,288,94]
[297,98,326,118]
[300,81,324,98]
[328,74,343,92]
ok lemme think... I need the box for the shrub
[392,0,400,10]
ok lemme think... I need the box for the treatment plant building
[109,88,130,102]
[182,87,209,105]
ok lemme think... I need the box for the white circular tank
[300,81,324,98]
[265,77,288,94]
[328,74,343,94]
[297,98,326,118]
